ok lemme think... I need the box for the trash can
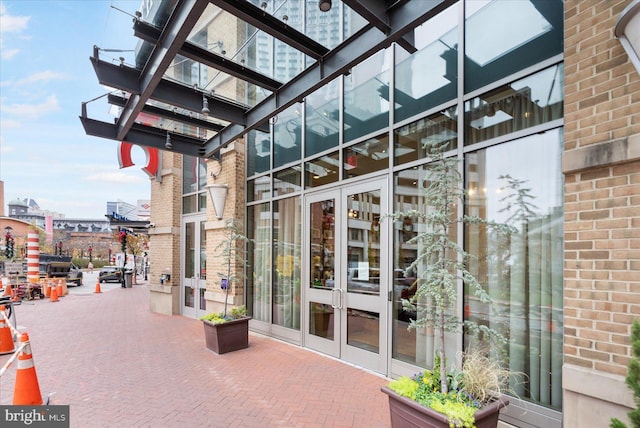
[124,270,133,288]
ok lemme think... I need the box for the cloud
[0,3,30,33]
[1,48,18,59]
[1,94,60,119]
[87,171,147,185]
[13,71,69,86]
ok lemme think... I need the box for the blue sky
[0,1,151,219]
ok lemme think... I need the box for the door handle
[332,288,343,309]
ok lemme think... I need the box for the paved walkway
[0,281,391,427]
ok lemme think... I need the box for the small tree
[390,141,512,394]
[611,319,640,428]
[215,218,249,318]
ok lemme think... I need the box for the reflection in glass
[310,199,335,290]
[272,197,302,330]
[394,3,458,123]
[391,165,457,367]
[305,78,340,157]
[464,0,563,93]
[304,152,339,189]
[346,190,381,296]
[347,308,379,353]
[248,203,271,322]
[310,302,334,340]
[465,64,564,146]
[344,50,390,142]
[274,167,302,197]
[247,129,271,176]
[199,221,206,280]
[343,135,390,179]
[464,129,563,409]
[394,110,457,166]
[185,222,195,279]
[248,175,271,202]
[274,104,303,168]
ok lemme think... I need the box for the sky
[0,0,151,219]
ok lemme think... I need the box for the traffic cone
[0,305,15,355]
[49,285,59,303]
[13,332,43,405]
[94,282,102,293]
[56,279,63,298]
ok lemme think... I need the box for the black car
[99,266,123,283]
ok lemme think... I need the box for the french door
[304,179,388,374]
[182,216,207,318]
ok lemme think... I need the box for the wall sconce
[207,184,229,220]
[318,0,332,12]
[615,0,640,75]
[201,94,210,115]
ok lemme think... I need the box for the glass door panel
[182,217,207,318]
[304,179,388,374]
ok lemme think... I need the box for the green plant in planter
[611,318,640,428]
[385,140,516,427]
[200,305,248,325]
[207,218,250,320]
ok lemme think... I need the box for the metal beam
[133,19,282,92]
[209,0,329,60]
[91,57,247,124]
[116,0,209,141]
[108,94,224,132]
[80,116,206,158]
[201,0,453,158]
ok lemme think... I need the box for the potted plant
[200,219,251,354]
[382,141,516,428]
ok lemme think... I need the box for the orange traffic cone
[94,282,102,293]
[49,285,59,303]
[56,279,63,298]
[13,332,43,405]
[0,305,15,355]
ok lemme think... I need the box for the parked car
[99,266,122,283]
[67,263,83,286]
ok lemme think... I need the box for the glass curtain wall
[464,130,564,410]
[245,0,564,420]
[273,197,302,329]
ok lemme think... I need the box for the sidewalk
[0,282,391,427]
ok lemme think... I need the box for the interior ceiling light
[318,0,332,12]
[165,132,172,150]
[201,94,210,115]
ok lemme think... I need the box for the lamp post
[4,226,14,259]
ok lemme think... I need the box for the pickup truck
[39,255,83,286]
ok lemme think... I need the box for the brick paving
[0,282,391,427]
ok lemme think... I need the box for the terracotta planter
[381,386,508,428]
[202,317,250,354]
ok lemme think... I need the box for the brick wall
[562,0,640,426]
[204,141,247,313]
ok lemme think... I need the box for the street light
[207,184,229,220]
[615,0,640,76]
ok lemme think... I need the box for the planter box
[381,386,508,428]
[202,317,250,354]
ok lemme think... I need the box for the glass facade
[245,1,564,424]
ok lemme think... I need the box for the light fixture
[207,184,229,220]
[201,94,210,115]
[165,132,172,150]
[318,0,332,12]
[615,0,640,75]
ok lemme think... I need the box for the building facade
[88,1,639,427]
